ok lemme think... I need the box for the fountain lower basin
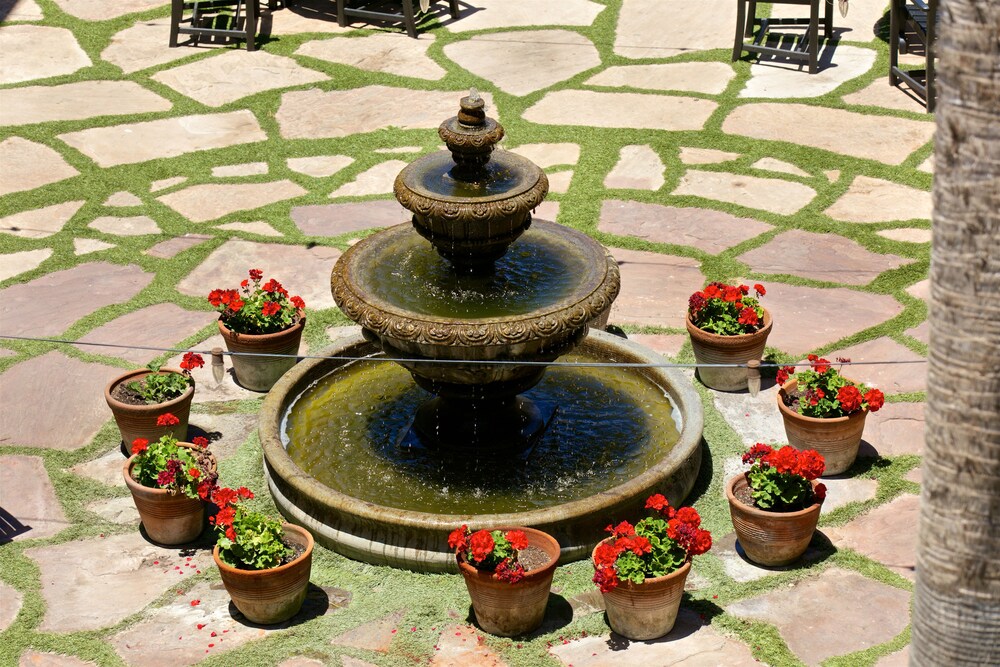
[260,328,703,572]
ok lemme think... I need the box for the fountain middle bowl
[260,328,704,572]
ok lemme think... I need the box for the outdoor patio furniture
[169,0,279,50]
[889,0,937,111]
[732,0,833,74]
[337,0,459,38]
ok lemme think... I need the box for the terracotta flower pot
[218,315,304,392]
[458,527,560,637]
[777,378,869,475]
[726,474,821,566]
[106,368,193,450]
[123,443,214,545]
[686,309,772,392]
[214,523,314,625]
[594,540,690,641]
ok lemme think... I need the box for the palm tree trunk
[911,0,1000,664]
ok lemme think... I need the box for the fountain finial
[438,93,504,181]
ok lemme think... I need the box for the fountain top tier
[393,94,549,272]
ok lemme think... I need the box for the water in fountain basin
[282,349,681,515]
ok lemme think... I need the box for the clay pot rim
[212,522,315,577]
[217,312,306,341]
[456,526,560,583]
[123,442,217,492]
[105,367,195,411]
[777,378,870,425]
[591,538,692,590]
[685,308,772,343]
[725,474,821,519]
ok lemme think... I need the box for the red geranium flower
[448,525,469,551]
[607,521,634,539]
[864,388,885,411]
[249,268,263,282]
[156,413,180,427]
[468,530,495,563]
[754,283,766,297]
[738,307,759,327]
[645,493,668,512]
[837,385,862,413]
[495,558,525,584]
[261,301,281,317]
[742,442,773,464]
[505,530,528,551]
[814,483,827,502]
[180,352,204,371]
[131,438,149,455]
[776,365,795,386]
[192,436,209,447]
[188,468,200,479]
[262,278,282,293]
[290,295,305,310]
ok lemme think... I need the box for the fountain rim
[394,150,545,205]
[330,220,621,335]
[259,327,704,533]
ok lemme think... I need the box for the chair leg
[925,40,936,111]
[733,0,747,62]
[169,0,182,47]
[245,0,257,50]
[337,0,347,27]
[448,0,459,19]
[402,0,417,37]
[745,0,757,36]
[808,0,819,73]
[888,0,901,85]
[823,0,833,40]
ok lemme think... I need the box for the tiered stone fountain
[260,95,703,571]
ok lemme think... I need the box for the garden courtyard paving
[0,0,930,665]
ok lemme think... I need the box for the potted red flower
[686,282,772,391]
[208,269,306,392]
[726,443,826,566]
[448,525,560,637]
[105,353,203,450]
[122,412,217,545]
[208,485,314,625]
[591,494,712,640]
[776,355,886,474]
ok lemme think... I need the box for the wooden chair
[733,0,833,74]
[889,0,937,111]
[337,0,459,38]
[169,0,282,51]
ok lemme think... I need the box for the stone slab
[547,171,573,193]
[445,30,599,96]
[176,239,340,311]
[714,530,827,583]
[0,248,52,280]
[0,138,79,197]
[278,659,326,667]
[587,61,735,95]
[905,320,929,344]
[773,0,885,40]
[859,402,925,457]
[297,32,445,80]
[158,181,306,223]
[0,201,85,239]
[331,609,406,652]
[287,155,355,178]
[820,476,880,514]
[73,239,115,255]
[104,192,143,207]
[825,176,932,223]
[550,608,758,666]
[430,625,508,666]
[373,146,422,154]
[159,334,260,404]
[102,20,195,74]
[599,200,773,254]
[761,282,905,356]
[153,51,327,108]
[826,338,927,394]
[292,200,410,236]
[905,467,922,485]
[906,278,929,303]
[0,262,154,337]
[50,0,162,20]
[0,81,171,126]
[825,494,920,580]
[0,455,71,542]
[712,383,787,446]
[0,351,122,450]
[267,0,352,35]
[146,234,213,259]
[18,652,96,667]
[615,0,736,58]
[878,228,932,244]
[1,0,44,20]
[91,215,162,237]
[727,567,911,665]
[444,0,604,32]
[74,304,216,365]
[723,104,934,165]
[330,161,408,198]
[85,496,139,525]
[626,334,686,358]
[25,533,213,633]
[507,143,580,168]
[678,147,740,165]
[59,111,267,168]
[276,86,496,139]
[71,447,128,488]
[151,177,187,192]
[752,157,810,178]
[607,247,705,328]
[604,146,665,190]
[524,90,717,131]
[212,163,268,178]
[877,646,911,667]
[843,79,929,113]
[0,25,90,85]
[737,230,912,285]
[674,171,816,215]
[216,221,283,237]
[0,580,23,631]
[741,45,876,98]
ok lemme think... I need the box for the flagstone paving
[0,0,931,663]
